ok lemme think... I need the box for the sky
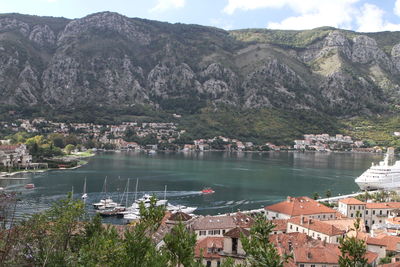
[1,0,400,32]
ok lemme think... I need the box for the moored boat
[355,152,400,190]
[25,183,35,189]
[201,187,215,194]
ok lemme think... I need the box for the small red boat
[25,183,35,189]
[202,188,215,194]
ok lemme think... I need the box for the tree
[241,215,291,267]
[17,193,85,266]
[163,222,197,267]
[312,192,320,200]
[65,144,75,154]
[338,213,368,267]
[325,189,332,199]
[138,196,166,231]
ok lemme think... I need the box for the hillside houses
[294,134,363,151]
[0,144,32,168]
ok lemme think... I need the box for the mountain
[1,12,400,116]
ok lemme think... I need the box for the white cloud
[209,18,234,30]
[395,0,400,16]
[223,0,288,15]
[267,0,358,30]
[357,3,400,32]
[223,0,400,32]
[223,0,359,30]
[149,0,185,13]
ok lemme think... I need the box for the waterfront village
[0,118,391,155]
[2,119,400,266]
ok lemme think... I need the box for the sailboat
[98,178,130,217]
[82,177,88,200]
[93,177,119,210]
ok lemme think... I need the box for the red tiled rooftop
[339,198,365,205]
[288,217,345,236]
[366,202,400,209]
[271,219,288,232]
[265,196,336,217]
[195,237,224,259]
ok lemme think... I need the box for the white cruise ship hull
[355,154,400,190]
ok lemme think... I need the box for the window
[296,227,299,231]
[208,230,213,235]
[217,261,220,267]
[311,265,316,267]
[366,210,368,215]
[330,215,333,218]
[350,213,353,218]
[323,215,326,219]
[365,220,368,225]
[199,231,206,236]
[373,210,375,215]
[372,220,375,224]
[206,261,211,267]
[222,230,225,234]
[380,210,382,215]
[213,230,220,235]
[300,265,304,267]
[290,225,293,230]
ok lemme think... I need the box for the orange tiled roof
[288,217,345,236]
[192,213,253,231]
[366,202,400,209]
[194,237,224,259]
[271,219,289,232]
[339,198,365,205]
[294,245,377,264]
[265,196,336,217]
[223,227,250,238]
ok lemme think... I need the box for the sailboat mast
[126,178,130,207]
[134,178,139,201]
[164,185,167,200]
[83,177,87,194]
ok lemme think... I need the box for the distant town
[1,118,396,153]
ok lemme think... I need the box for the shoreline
[0,152,94,178]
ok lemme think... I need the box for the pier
[318,190,381,203]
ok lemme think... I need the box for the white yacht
[355,153,400,190]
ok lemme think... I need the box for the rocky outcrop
[0,12,400,116]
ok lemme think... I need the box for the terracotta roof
[293,244,341,264]
[194,237,224,259]
[192,213,253,231]
[294,245,377,264]
[323,219,365,232]
[366,202,400,209]
[270,233,377,266]
[366,236,387,246]
[223,227,250,238]
[386,217,400,225]
[288,217,345,236]
[372,233,400,251]
[270,232,312,252]
[0,145,19,151]
[339,198,365,205]
[265,196,336,217]
[168,211,192,221]
[271,219,288,232]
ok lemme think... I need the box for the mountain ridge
[0,11,399,118]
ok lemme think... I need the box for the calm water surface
[0,151,385,222]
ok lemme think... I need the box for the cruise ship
[355,153,400,190]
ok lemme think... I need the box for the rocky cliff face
[0,12,400,116]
